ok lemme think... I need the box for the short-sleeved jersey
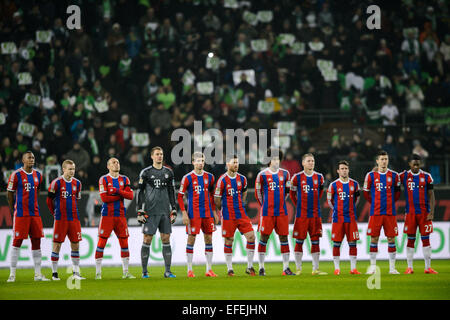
[179,170,215,219]
[7,168,43,217]
[290,171,324,218]
[327,178,359,223]
[48,176,82,221]
[214,173,248,220]
[99,174,130,217]
[399,169,433,215]
[255,168,290,217]
[363,169,400,216]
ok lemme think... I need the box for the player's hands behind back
[137,209,148,224]
[170,209,177,224]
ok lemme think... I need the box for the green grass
[1,260,449,300]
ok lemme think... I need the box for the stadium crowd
[0,0,449,191]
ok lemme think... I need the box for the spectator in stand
[281,151,301,177]
[64,142,91,172]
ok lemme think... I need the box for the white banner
[1,42,17,54]
[232,69,256,86]
[1,222,449,268]
[131,133,150,147]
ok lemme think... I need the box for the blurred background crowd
[0,0,449,192]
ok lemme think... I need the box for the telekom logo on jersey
[171,121,280,165]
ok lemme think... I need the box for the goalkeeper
[137,147,177,278]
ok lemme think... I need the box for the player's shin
[186,244,194,271]
[311,239,320,271]
[369,242,378,266]
[71,251,80,273]
[31,238,42,276]
[246,241,255,268]
[407,235,416,269]
[10,246,20,276]
[333,242,341,270]
[388,242,397,271]
[141,243,150,273]
[51,251,59,273]
[224,244,233,271]
[205,243,213,272]
[421,236,432,269]
[280,241,290,270]
[258,240,267,269]
[349,242,357,270]
[294,239,304,271]
[162,242,172,273]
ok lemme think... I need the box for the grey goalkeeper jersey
[137,165,176,216]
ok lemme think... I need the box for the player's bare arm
[214,196,222,211]
[427,189,435,221]
[7,191,14,215]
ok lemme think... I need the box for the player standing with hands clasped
[290,153,327,275]
[6,151,49,282]
[178,152,219,278]
[47,160,85,280]
[137,147,177,278]
[327,160,361,275]
[96,158,135,279]
[400,154,438,274]
[363,150,401,275]
[255,148,294,276]
[214,155,256,276]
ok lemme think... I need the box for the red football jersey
[363,169,400,216]
[179,170,215,219]
[7,168,43,217]
[48,176,82,221]
[214,173,248,220]
[255,168,290,217]
[99,174,130,217]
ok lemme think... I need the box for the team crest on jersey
[100,229,104,234]
[280,176,284,181]
[15,232,19,237]
[120,181,124,186]
[420,178,425,182]
[294,231,298,236]
[222,230,226,235]
[387,177,392,182]
[165,174,169,178]
[314,179,318,184]
[192,227,196,232]
[204,179,208,184]
[237,181,241,187]
[350,186,354,191]
[55,234,59,239]
[73,186,77,191]
[34,177,38,183]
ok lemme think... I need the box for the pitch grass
[1,260,449,300]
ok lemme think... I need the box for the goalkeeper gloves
[137,210,148,224]
[170,210,177,224]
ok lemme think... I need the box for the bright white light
[208,52,214,58]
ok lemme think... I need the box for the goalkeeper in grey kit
[137,146,177,278]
